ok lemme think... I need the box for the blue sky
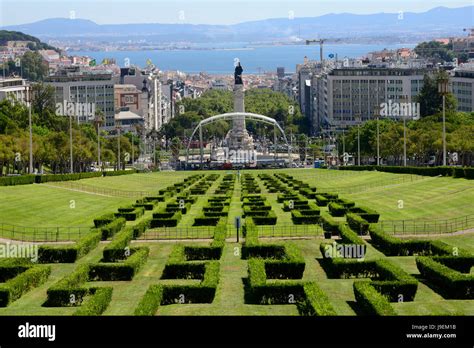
[0,0,472,26]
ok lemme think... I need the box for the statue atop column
[234,62,243,85]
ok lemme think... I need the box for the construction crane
[306,39,326,63]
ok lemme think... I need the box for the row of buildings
[295,56,474,135]
[0,64,204,133]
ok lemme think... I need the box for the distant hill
[1,6,473,43]
[0,30,59,51]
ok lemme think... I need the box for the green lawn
[0,184,131,228]
[0,169,473,316]
[285,169,474,221]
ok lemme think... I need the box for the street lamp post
[355,115,361,166]
[116,123,121,171]
[438,77,449,166]
[399,95,408,167]
[374,106,381,166]
[27,86,33,174]
[69,103,74,173]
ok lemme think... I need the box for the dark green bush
[73,287,113,316]
[315,195,329,206]
[89,247,149,281]
[328,202,346,217]
[353,281,396,315]
[0,265,51,307]
[346,213,370,235]
[298,282,337,316]
[0,175,36,186]
[46,264,90,306]
[134,284,163,316]
[100,217,126,240]
[416,256,474,299]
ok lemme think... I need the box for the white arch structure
[185,112,290,167]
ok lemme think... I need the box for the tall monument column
[226,62,254,151]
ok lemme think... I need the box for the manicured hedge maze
[45,264,114,315]
[258,173,290,193]
[242,194,277,225]
[193,175,232,226]
[242,222,336,316]
[241,173,261,194]
[134,228,226,315]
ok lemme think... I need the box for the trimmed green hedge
[100,217,126,240]
[353,281,396,316]
[93,213,116,228]
[328,202,346,217]
[338,224,366,246]
[315,195,329,206]
[369,225,468,257]
[193,216,221,226]
[89,247,149,281]
[134,284,163,316]
[291,210,321,224]
[0,175,36,186]
[46,264,90,306]
[38,229,101,263]
[102,227,134,262]
[103,169,136,176]
[0,265,51,307]
[37,172,102,183]
[150,211,182,227]
[320,214,339,235]
[115,206,145,221]
[73,287,113,316]
[416,256,474,299]
[349,206,380,223]
[346,213,370,235]
[299,282,337,316]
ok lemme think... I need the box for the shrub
[338,224,366,246]
[115,207,145,221]
[452,167,465,178]
[38,245,78,263]
[130,218,151,238]
[416,256,474,299]
[46,264,90,306]
[299,282,337,316]
[315,195,329,206]
[76,229,102,258]
[291,210,321,224]
[93,213,116,228]
[102,227,134,262]
[353,281,396,316]
[0,265,51,307]
[0,175,36,186]
[464,167,474,180]
[134,285,163,316]
[100,217,126,240]
[328,202,346,217]
[73,287,113,316]
[320,214,339,235]
[346,213,370,235]
[184,246,223,260]
[38,229,101,263]
[103,169,136,176]
[251,212,277,225]
[150,211,181,227]
[369,225,465,257]
[89,247,149,281]
[193,216,221,226]
[349,206,380,223]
